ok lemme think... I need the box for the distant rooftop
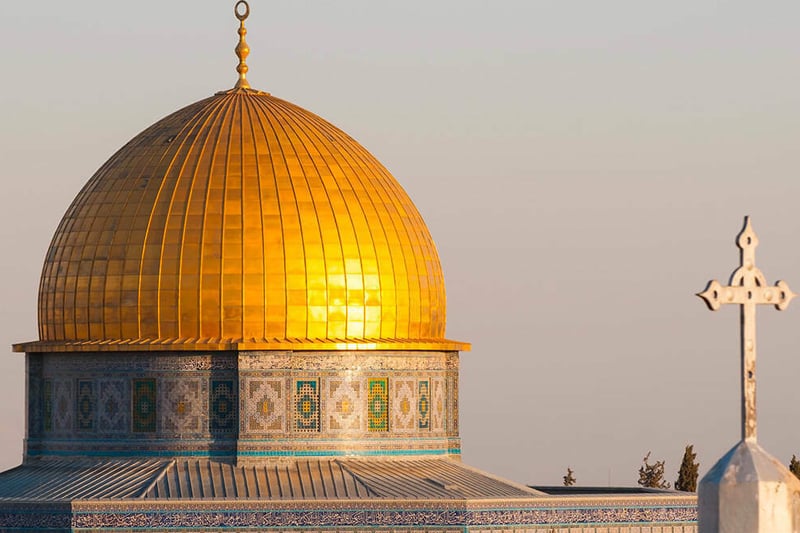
[530,485,682,496]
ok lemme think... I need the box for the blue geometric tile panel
[368,378,388,432]
[43,379,52,433]
[294,380,319,432]
[132,379,157,433]
[418,380,430,430]
[210,380,237,435]
[76,380,95,432]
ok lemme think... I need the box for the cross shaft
[697,217,795,441]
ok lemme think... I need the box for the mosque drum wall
[25,351,460,460]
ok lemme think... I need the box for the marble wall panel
[241,376,285,434]
[391,378,416,432]
[159,378,206,435]
[448,375,459,434]
[97,379,128,433]
[27,374,42,437]
[327,378,362,432]
[52,379,73,433]
[431,377,445,432]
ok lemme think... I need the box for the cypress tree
[675,444,699,492]
[789,455,800,480]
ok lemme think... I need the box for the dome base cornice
[14,338,470,353]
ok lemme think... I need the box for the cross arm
[697,279,795,311]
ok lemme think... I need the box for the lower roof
[0,457,539,502]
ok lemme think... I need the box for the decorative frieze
[0,496,698,530]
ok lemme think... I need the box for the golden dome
[20,87,468,352]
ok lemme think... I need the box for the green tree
[789,455,800,480]
[638,452,670,489]
[563,467,576,487]
[675,444,699,492]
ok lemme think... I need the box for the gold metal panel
[32,88,468,353]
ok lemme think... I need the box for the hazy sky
[1,0,800,487]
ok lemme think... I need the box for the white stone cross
[697,217,795,441]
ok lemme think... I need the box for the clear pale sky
[1,0,799,487]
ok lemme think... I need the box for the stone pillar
[699,439,800,532]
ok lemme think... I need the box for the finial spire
[234,1,251,89]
